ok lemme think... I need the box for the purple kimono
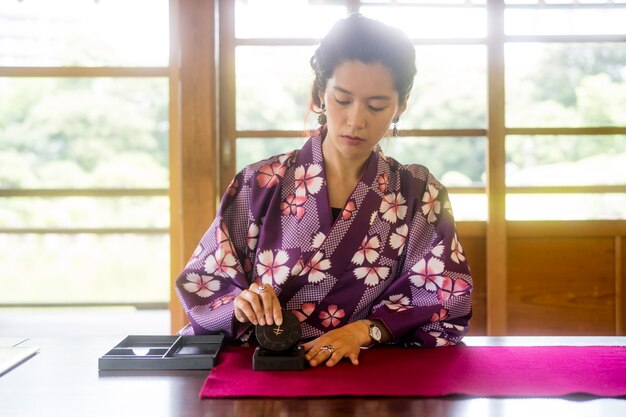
[175,132,473,347]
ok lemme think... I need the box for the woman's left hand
[303,320,371,367]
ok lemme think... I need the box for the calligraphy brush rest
[253,310,307,371]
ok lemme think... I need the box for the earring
[392,117,399,137]
[317,103,327,126]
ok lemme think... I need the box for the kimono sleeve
[173,170,254,338]
[370,182,473,347]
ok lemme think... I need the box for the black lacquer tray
[98,334,224,370]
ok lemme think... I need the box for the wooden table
[1,336,625,417]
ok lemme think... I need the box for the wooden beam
[506,127,626,135]
[508,221,626,238]
[0,67,169,77]
[169,0,218,334]
[486,0,507,336]
[218,0,237,194]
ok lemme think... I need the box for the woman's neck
[321,139,369,183]
[322,138,372,209]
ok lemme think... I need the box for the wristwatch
[368,321,382,344]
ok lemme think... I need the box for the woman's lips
[341,135,365,145]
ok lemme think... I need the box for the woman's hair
[310,14,416,111]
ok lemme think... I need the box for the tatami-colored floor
[0,307,170,337]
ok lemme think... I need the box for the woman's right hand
[233,282,283,326]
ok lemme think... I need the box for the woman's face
[321,60,406,163]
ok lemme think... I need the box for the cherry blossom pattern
[354,265,390,287]
[431,240,444,258]
[437,277,470,302]
[182,273,220,298]
[247,223,259,251]
[210,294,235,310]
[291,258,305,276]
[319,305,345,328]
[311,232,326,249]
[430,331,454,347]
[293,302,316,322]
[280,194,307,219]
[409,258,445,292]
[204,248,238,278]
[422,184,441,224]
[382,294,412,312]
[300,251,332,283]
[342,200,356,221]
[389,224,408,256]
[451,233,466,264]
[294,163,324,197]
[256,161,286,188]
[216,221,230,246]
[378,172,389,193]
[256,249,290,285]
[432,308,450,322]
[351,235,381,265]
[442,322,465,332]
[379,192,407,223]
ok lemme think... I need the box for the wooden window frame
[169,0,626,334]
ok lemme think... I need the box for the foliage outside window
[0,0,170,305]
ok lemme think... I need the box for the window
[229,0,490,220]
[226,0,625,221]
[503,0,626,220]
[0,0,170,305]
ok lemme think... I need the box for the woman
[174,14,473,368]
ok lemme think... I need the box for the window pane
[506,194,626,220]
[505,43,626,127]
[505,7,626,35]
[0,197,168,229]
[236,137,307,171]
[0,234,170,304]
[236,47,316,131]
[235,0,346,39]
[0,78,169,189]
[360,5,486,38]
[381,137,486,187]
[0,0,169,66]
[449,194,487,221]
[506,135,626,186]
[405,46,487,129]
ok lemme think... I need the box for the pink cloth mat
[200,344,626,398]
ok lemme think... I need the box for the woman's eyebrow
[332,86,392,101]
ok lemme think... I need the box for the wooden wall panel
[462,236,486,336]
[507,237,615,335]
[615,235,626,336]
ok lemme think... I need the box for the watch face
[255,309,301,352]
[370,325,382,342]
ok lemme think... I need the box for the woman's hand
[303,320,371,367]
[233,283,283,326]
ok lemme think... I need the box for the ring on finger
[257,284,267,294]
[320,344,335,353]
